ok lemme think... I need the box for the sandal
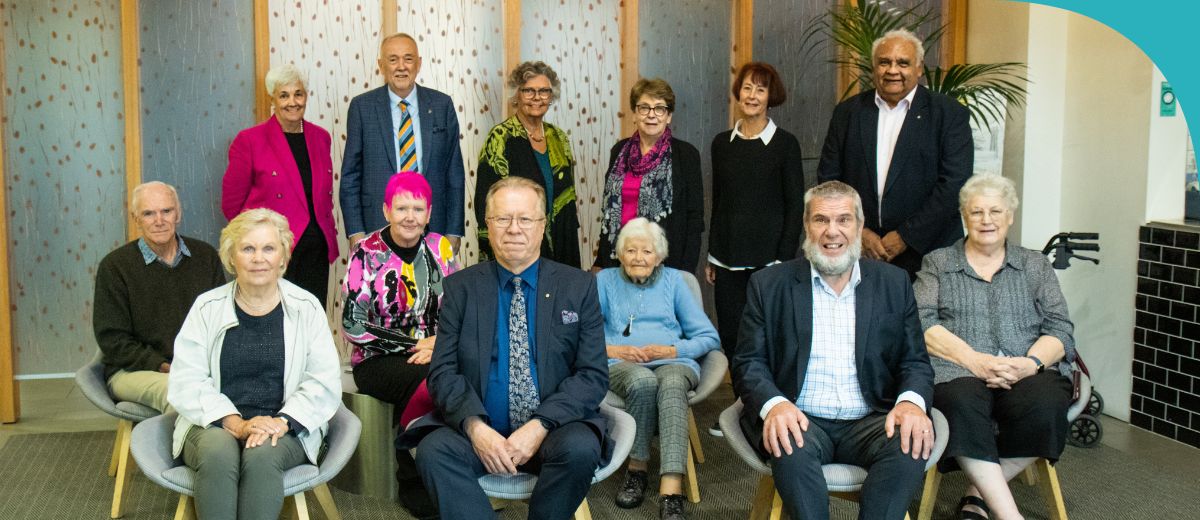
[958,495,990,520]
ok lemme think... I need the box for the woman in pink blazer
[223,64,340,307]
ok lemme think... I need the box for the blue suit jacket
[340,84,465,237]
[731,257,934,456]
[404,259,611,459]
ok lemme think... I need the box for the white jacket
[168,278,342,463]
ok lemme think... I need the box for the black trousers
[415,422,602,520]
[284,226,330,307]
[769,412,926,520]
[353,354,436,518]
[713,265,762,357]
[934,372,1073,464]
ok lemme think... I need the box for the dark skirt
[934,371,1073,465]
[284,226,330,307]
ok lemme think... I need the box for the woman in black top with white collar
[707,63,805,359]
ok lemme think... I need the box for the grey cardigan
[913,240,1076,384]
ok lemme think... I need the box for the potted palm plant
[804,0,1028,127]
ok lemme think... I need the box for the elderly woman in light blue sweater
[597,217,719,520]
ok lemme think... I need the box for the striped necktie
[398,100,417,172]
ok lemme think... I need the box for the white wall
[1145,66,1189,223]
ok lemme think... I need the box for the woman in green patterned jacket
[475,61,581,268]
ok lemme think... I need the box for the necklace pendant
[622,316,632,337]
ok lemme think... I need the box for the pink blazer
[222,117,340,262]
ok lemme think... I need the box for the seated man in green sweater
[92,181,226,412]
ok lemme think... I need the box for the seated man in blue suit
[732,181,936,520]
[341,32,466,251]
[410,176,610,519]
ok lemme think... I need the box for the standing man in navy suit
[341,33,466,251]
[410,176,609,520]
[817,28,972,277]
[732,181,935,520]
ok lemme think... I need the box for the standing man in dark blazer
[411,176,610,519]
[341,32,466,251]
[817,28,972,277]
[732,181,935,520]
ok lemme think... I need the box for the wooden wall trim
[941,0,968,66]
[253,0,270,122]
[618,0,639,136]
[121,0,142,241]
[382,0,397,39]
[503,0,522,118]
[730,0,754,126]
[0,4,18,423]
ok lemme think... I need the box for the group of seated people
[94,165,1075,520]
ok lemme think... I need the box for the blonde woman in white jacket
[168,208,341,520]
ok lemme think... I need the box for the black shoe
[615,470,648,509]
[659,494,688,520]
[707,421,723,437]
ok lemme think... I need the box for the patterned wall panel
[139,0,256,247]
[520,0,622,266]
[2,0,126,375]
[639,0,731,278]
[754,0,836,178]
[269,0,382,338]
[397,0,505,265]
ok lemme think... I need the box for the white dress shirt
[759,262,926,420]
[873,87,918,210]
[388,86,423,172]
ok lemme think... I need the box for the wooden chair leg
[174,495,196,520]
[108,419,126,477]
[111,419,134,518]
[1035,458,1068,520]
[916,467,942,520]
[767,489,784,520]
[489,497,509,511]
[685,439,702,503]
[687,408,705,463]
[284,491,311,520]
[1021,464,1039,485]
[573,498,593,520]
[308,483,341,520]
[748,475,776,520]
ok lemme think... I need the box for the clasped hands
[760,400,933,460]
[965,352,1038,389]
[606,344,676,363]
[861,229,907,263]
[465,416,549,475]
[407,336,436,365]
[221,415,289,448]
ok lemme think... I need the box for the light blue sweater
[597,267,720,376]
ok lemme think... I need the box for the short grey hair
[379,32,418,58]
[804,181,864,224]
[615,217,669,262]
[219,208,294,276]
[130,181,181,217]
[871,29,925,67]
[959,174,1020,213]
[508,61,561,105]
[265,64,307,96]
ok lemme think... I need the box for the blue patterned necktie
[508,276,540,428]
[397,100,417,172]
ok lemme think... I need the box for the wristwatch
[1027,355,1045,373]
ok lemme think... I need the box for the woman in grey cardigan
[169,208,341,520]
[914,175,1076,520]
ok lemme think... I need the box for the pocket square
[561,310,579,324]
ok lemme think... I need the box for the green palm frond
[804,0,1029,128]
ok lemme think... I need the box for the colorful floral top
[341,230,459,366]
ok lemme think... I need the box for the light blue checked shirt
[760,262,924,420]
[137,235,192,268]
[388,87,423,172]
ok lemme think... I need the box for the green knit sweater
[92,236,226,378]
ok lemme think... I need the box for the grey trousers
[608,362,697,475]
[182,425,307,520]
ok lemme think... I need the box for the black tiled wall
[1133,224,1200,448]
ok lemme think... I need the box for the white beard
[802,236,862,277]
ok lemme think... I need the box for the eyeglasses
[487,215,545,229]
[635,104,671,118]
[966,209,1008,222]
[519,87,554,99]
